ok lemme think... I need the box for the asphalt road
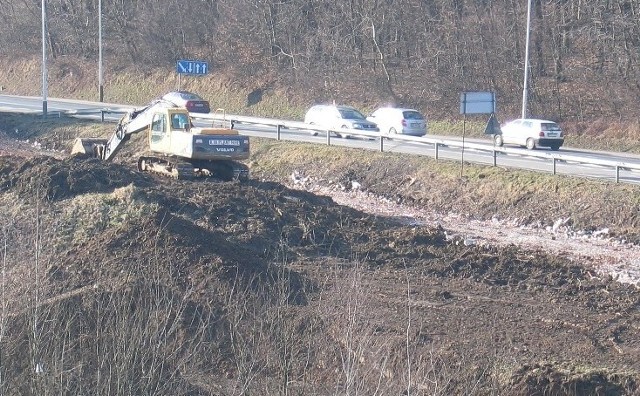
[1,94,640,184]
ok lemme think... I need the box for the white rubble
[289,173,640,287]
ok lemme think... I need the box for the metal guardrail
[64,107,133,122]
[191,112,640,184]
[62,106,640,184]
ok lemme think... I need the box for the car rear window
[403,111,424,120]
[541,123,561,131]
[179,92,202,100]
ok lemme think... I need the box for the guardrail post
[101,110,105,122]
[434,143,439,160]
[553,158,557,175]
[615,166,620,183]
[276,124,282,141]
[379,136,384,152]
[492,150,497,166]
[326,130,331,146]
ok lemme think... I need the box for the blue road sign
[176,60,208,75]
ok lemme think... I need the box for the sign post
[459,92,497,177]
[176,59,209,89]
[41,0,48,116]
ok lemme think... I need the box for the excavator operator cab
[171,113,191,131]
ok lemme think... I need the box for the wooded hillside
[1,0,639,121]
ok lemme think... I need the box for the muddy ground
[0,114,639,395]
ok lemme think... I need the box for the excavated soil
[1,117,640,394]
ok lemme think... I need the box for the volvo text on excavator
[72,99,250,181]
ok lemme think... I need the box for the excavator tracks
[199,160,249,182]
[137,156,195,180]
[137,156,248,182]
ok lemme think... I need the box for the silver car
[304,104,379,138]
[366,107,427,136]
[495,118,564,150]
[161,91,211,114]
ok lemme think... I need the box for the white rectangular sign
[460,92,496,114]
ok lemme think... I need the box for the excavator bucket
[71,138,108,158]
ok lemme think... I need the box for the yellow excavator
[72,100,250,181]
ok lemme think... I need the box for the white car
[366,107,427,137]
[495,118,564,151]
[304,104,379,137]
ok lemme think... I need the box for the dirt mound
[1,125,640,393]
[508,363,638,395]
[52,204,310,304]
[0,154,153,201]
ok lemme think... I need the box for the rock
[463,238,476,246]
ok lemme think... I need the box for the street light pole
[41,0,48,116]
[521,0,532,118]
[98,0,104,102]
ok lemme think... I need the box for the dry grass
[3,56,640,153]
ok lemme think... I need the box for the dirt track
[1,117,640,394]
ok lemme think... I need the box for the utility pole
[41,0,48,116]
[98,0,104,102]
[521,0,532,119]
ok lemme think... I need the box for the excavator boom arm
[101,101,162,161]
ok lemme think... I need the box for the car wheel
[389,127,397,135]
[550,145,560,151]
[526,138,536,150]
[337,125,350,139]
[308,122,318,136]
[494,134,504,147]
